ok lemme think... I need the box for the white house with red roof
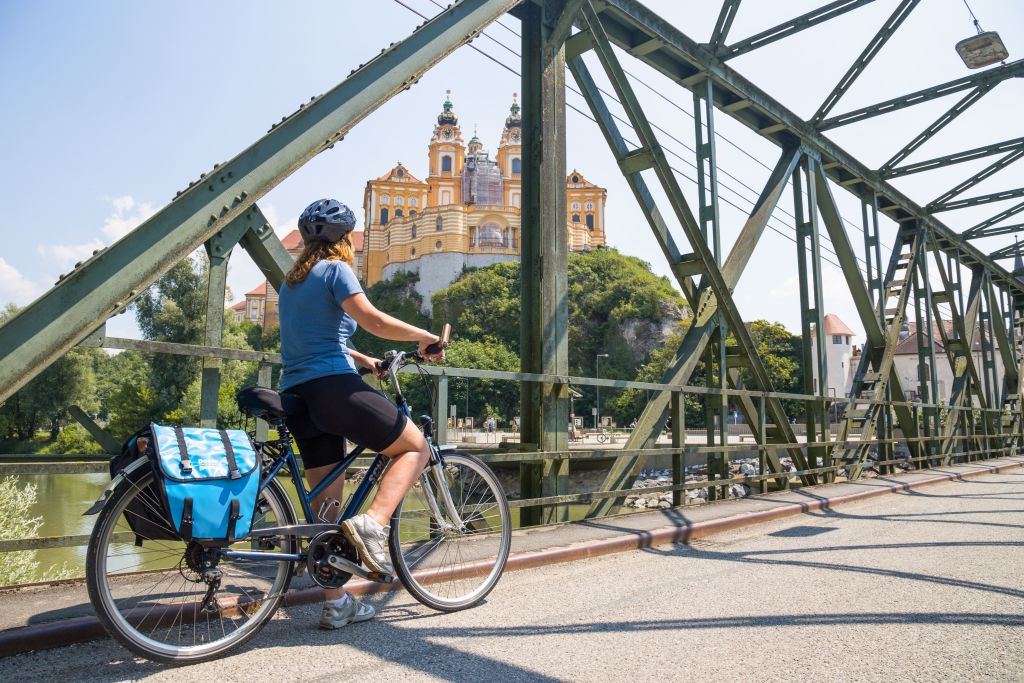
[811,313,859,400]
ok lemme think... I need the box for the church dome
[437,90,458,126]
[504,92,521,129]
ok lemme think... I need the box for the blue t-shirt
[279,260,364,390]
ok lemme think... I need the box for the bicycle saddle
[235,386,304,423]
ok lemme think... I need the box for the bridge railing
[0,337,1018,582]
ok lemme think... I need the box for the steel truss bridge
[1,0,1023,535]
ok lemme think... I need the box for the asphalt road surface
[4,469,1024,682]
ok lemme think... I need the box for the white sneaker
[319,595,375,630]
[341,514,393,576]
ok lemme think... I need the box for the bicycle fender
[82,457,150,516]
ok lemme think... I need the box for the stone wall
[382,251,519,315]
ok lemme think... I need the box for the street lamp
[595,353,609,430]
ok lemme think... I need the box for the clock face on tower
[510,129,521,142]
[441,127,452,139]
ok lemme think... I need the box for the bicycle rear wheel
[86,467,297,665]
[389,451,511,611]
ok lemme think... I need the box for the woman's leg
[365,417,430,527]
[304,463,347,601]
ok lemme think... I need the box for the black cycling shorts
[283,373,408,469]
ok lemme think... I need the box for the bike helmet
[297,198,356,244]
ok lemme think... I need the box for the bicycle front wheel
[86,467,297,665]
[389,451,511,611]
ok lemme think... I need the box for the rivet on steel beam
[213,163,220,169]
[74,261,82,269]
[92,249,101,256]
[221,205,230,214]
[208,185,215,192]
[209,214,218,224]
[200,173,206,179]
[175,191,182,198]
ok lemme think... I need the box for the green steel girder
[835,225,922,475]
[927,255,989,461]
[519,0,570,526]
[717,0,878,61]
[926,149,1024,211]
[810,0,920,125]
[883,137,1024,179]
[878,85,995,174]
[707,0,742,53]
[817,59,1024,131]
[576,0,1024,293]
[990,235,1024,260]
[812,162,923,465]
[966,202,1024,239]
[0,0,521,405]
[579,145,802,516]
[929,187,1024,214]
[577,2,813,505]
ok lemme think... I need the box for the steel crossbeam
[926,149,1024,210]
[810,0,920,125]
[0,0,520,404]
[930,187,1024,214]
[966,203,1024,239]
[717,0,879,61]
[991,236,1024,261]
[882,137,1024,179]
[707,0,741,53]
[817,59,1024,131]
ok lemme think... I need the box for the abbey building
[362,92,607,310]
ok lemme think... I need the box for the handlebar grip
[359,362,384,376]
[425,323,452,355]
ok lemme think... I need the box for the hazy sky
[1,0,1021,351]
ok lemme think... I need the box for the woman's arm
[342,293,441,357]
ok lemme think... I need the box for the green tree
[351,270,431,360]
[730,320,804,419]
[431,262,521,352]
[134,256,207,416]
[0,476,72,586]
[444,338,521,424]
[0,304,99,442]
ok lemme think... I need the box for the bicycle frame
[221,351,459,564]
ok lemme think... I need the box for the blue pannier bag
[149,423,260,543]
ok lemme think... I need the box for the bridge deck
[0,456,1020,666]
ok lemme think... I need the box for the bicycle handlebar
[357,323,452,377]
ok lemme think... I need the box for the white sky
[1,0,1021,351]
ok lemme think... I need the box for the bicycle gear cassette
[306,530,358,589]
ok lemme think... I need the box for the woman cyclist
[278,198,444,629]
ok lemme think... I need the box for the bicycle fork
[422,461,466,532]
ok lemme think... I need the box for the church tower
[496,93,523,209]
[426,90,465,208]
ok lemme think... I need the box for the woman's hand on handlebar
[352,351,385,378]
[417,335,445,363]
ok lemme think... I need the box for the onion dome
[504,92,521,129]
[437,89,458,126]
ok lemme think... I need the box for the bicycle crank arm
[326,554,394,584]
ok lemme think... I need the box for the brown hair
[285,236,355,286]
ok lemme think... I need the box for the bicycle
[84,325,512,665]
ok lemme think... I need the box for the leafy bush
[0,476,73,586]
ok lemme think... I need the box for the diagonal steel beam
[990,235,1024,260]
[883,137,1024,179]
[718,0,878,61]
[707,0,742,52]
[926,149,1024,210]
[878,85,995,174]
[0,0,521,404]
[818,59,1024,131]
[929,187,1024,214]
[580,147,802,515]
[927,249,989,460]
[812,163,923,461]
[584,0,1024,293]
[965,202,1024,239]
[810,0,920,125]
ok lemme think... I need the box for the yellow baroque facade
[362,92,607,309]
